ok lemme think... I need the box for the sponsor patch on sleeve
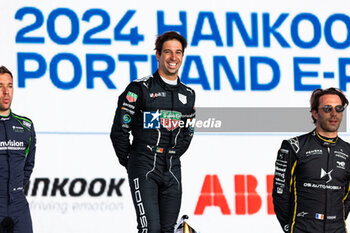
[122,114,131,124]
[126,91,138,102]
[279,148,289,154]
[23,121,31,128]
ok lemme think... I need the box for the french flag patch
[315,213,324,220]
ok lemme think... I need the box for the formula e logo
[143,110,161,129]
[178,93,187,104]
[320,168,333,183]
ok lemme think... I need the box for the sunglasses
[319,105,345,113]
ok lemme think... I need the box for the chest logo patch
[161,110,182,131]
[12,126,24,133]
[150,92,166,98]
[336,161,345,170]
[143,110,161,129]
[178,93,187,104]
[320,168,333,183]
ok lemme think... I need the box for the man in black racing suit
[110,31,195,233]
[0,66,36,233]
[273,88,350,233]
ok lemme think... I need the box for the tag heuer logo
[126,91,138,103]
[160,110,182,131]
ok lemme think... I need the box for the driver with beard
[272,88,350,233]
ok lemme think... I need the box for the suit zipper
[169,90,174,147]
[324,146,331,233]
[2,120,11,207]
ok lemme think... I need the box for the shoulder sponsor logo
[178,93,187,104]
[186,88,193,94]
[135,75,152,83]
[306,149,323,156]
[23,121,31,128]
[126,91,138,103]
[279,148,289,154]
[0,140,25,151]
[288,137,300,153]
[150,92,166,98]
[336,161,345,170]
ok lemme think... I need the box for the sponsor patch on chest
[12,126,24,133]
[178,93,187,104]
[150,92,166,98]
[0,140,26,151]
[305,149,323,156]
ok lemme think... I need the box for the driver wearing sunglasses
[273,87,350,233]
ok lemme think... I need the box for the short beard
[319,118,340,133]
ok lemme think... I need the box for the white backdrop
[1,0,350,232]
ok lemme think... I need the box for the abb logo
[194,174,274,215]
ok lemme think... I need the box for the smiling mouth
[168,62,177,68]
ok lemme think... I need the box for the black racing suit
[273,130,350,233]
[110,70,195,233]
[0,111,36,233]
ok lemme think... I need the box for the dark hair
[0,66,13,79]
[310,87,349,123]
[154,31,187,55]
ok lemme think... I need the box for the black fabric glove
[1,217,14,233]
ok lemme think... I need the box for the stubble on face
[156,39,183,81]
[314,94,343,137]
[0,73,13,115]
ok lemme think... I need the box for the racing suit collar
[154,70,181,90]
[314,129,338,147]
[0,109,11,121]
